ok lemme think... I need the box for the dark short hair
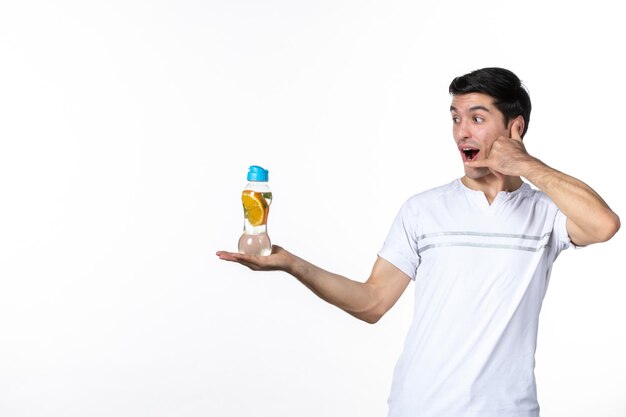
[449,67,531,137]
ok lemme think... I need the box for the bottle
[238,165,273,256]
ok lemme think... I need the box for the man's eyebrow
[450,105,491,113]
[470,105,491,112]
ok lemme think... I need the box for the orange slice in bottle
[242,191,267,226]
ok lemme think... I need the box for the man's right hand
[216,245,291,272]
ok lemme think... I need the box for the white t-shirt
[379,179,572,417]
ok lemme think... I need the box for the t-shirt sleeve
[378,200,421,281]
[552,209,579,255]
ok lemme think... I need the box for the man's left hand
[465,120,539,179]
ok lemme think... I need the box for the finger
[490,168,505,181]
[217,250,273,270]
[216,251,231,260]
[216,251,237,260]
[465,155,503,179]
[510,120,522,141]
[464,159,488,168]
[216,251,254,263]
[216,251,245,264]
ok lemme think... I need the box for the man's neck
[461,175,523,205]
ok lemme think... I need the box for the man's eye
[452,117,460,123]
[474,116,484,123]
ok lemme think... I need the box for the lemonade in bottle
[238,165,272,256]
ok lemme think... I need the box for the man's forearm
[522,159,620,245]
[284,252,380,323]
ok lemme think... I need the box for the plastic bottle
[238,165,272,256]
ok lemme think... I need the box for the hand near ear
[464,120,538,178]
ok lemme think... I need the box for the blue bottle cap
[247,165,269,182]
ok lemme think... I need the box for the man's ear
[509,116,525,139]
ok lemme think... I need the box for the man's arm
[523,164,620,246]
[466,120,620,246]
[216,246,411,324]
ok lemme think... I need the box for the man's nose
[456,119,471,139]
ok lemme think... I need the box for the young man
[217,68,620,416]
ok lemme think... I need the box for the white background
[1,1,624,416]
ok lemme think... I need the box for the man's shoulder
[405,179,462,204]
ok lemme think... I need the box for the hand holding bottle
[217,244,290,271]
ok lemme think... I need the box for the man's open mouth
[461,147,479,161]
